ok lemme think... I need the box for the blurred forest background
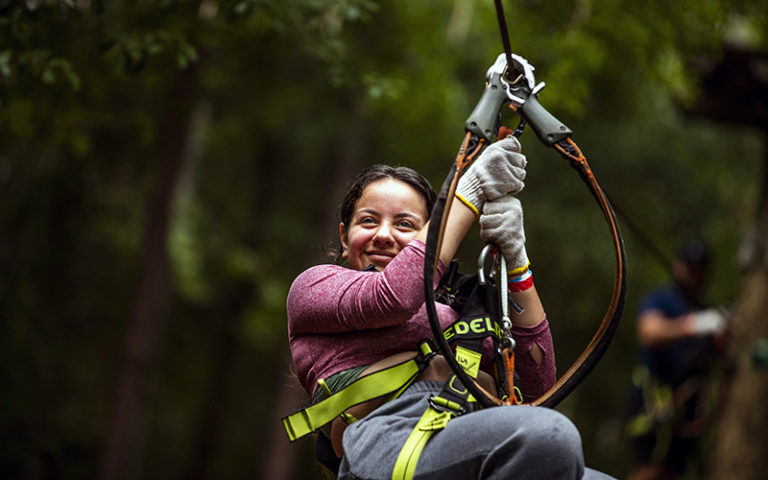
[2,0,767,479]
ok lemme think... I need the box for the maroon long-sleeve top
[287,240,556,401]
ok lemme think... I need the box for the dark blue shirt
[636,285,711,386]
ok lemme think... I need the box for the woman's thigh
[411,404,586,480]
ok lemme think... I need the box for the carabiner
[477,243,521,350]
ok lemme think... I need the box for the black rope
[424,150,499,409]
[605,192,708,309]
[493,0,513,74]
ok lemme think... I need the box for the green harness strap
[625,365,675,437]
[282,312,502,480]
[392,340,483,480]
[391,402,457,480]
[282,342,436,442]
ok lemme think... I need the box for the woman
[287,137,614,479]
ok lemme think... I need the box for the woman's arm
[415,197,476,266]
[511,311,557,401]
[508,282,556,400]
[510,284,546,328]
[287,243,436,334]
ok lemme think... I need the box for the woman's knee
[500,407,585,479]
[464,406,586,479]
[525,408,584,460]
[458,406,584,459]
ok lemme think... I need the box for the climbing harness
[282,255,517,440]
[282,341,438,443]
[281,252,528,477]
[626,362,717,465]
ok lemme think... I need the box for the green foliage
[1,0,766,478]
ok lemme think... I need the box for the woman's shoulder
[291,262,348,288]
[287,263,349,317]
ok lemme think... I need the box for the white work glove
[479,194,529,273]
[455,137,527,216]
[685,308,728,336]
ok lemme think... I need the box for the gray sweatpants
[338,381,615,480]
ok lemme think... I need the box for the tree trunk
[708,134,768,479]
[99,62,199,480]
[184,312,238,480]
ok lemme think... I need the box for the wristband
[508,269,533,292]
[507,260,531,277]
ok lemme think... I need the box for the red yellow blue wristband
[508,268,533,292]
[507,260,530,277]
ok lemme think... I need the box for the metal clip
[478,243,519,350]
[477,243,495,286]
[485,52,541,108]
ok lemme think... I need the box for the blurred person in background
[625,239,729,480]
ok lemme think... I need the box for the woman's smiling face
[340,178,429,271]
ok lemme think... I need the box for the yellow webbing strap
[392,341,481,480]
[391,406,456,480]
[282,358,423,442]
[625,365,675,437]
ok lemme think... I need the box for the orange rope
[503,346,517,405]
[433,133,486,275]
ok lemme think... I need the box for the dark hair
[335,165,437,261]
[676,238,710,269]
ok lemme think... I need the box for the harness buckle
[416,339,438,370]
[428,394,466,416]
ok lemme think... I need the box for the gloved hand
[455,137,527,216]
[479,194,528,273]
[684,308,728,336]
